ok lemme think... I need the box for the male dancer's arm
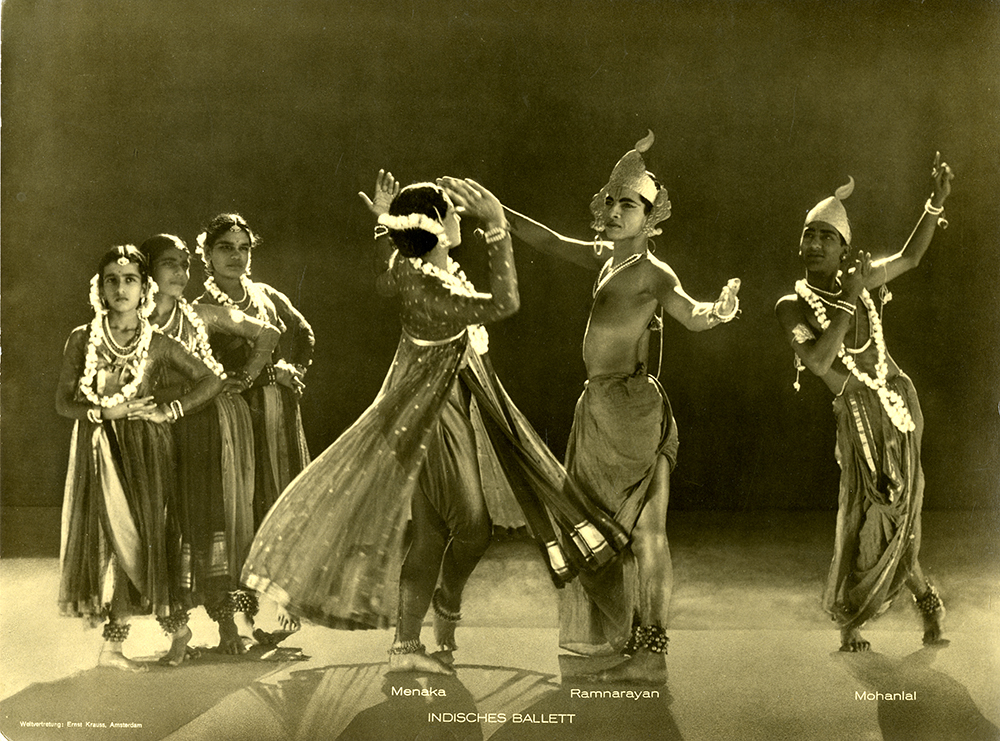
[503,206,606,270]
[867,152,954,288]
[650,260,741,333]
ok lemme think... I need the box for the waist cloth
[567,367,678,533]
[823,372,925,630]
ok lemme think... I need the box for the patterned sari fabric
[58,331,202,621]
[823,373,925,630]
[243,244,626,630]
[197,282,313,527]
[558,368,679,653]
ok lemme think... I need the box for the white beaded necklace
[795,279,914,433]
[593,250,649,297]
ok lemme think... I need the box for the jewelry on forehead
[229,224,243,232]
[116,257,130,266]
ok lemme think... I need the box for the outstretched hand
[358,169,400,217]
[437,177,505,227]
[931,152,954,205]
[716,278,741,316]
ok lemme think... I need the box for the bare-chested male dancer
[775,153,953,652]
[502,131,740,683]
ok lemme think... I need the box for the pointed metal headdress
[590,130,672,237]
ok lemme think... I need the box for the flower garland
[795,280,914,433]
[158,298,227,379]
[203,274,270,323]
[79,275,157,408]
[408,255,489,355]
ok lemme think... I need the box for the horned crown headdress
[590,130,672,237]
[804,177,855,245]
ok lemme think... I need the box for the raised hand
[436,177,505,227]
[717,278,741,315]
[841,248,872,300]
[358,169,400,217]
[930,152,954,205]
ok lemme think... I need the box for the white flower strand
[79,277,157,409]
[408,255,489,355]
[159,298,227,379]
[204,274,269,323]
[795,280,914,433]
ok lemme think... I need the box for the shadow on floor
[835,646,1000,741]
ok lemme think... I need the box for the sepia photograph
[1,1,998,739]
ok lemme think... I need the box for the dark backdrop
[3,1,998,539]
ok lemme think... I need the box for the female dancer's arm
[195,303,281,388]
[130,335,224,423]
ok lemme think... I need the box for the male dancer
[504,131,740,682]
[774,153,953,652]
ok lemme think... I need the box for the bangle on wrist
[237,369,254,389]
[924,198,944,216]
[836,300,856,316]
[374,224,390,241]
[484,222,510,244]
[710,295,740,324]
[87,408,102,424]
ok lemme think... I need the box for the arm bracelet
[835,300,856,316]
[924,198,944,216]
[710,295,740,323]
[484,223,510,244]
[374,224,390,241]
[87,408,103,424]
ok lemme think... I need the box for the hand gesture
[436,177,505,228]
[274,360,306,398]
[717,278,741,316]
[930,151,954,206]
[358,169,400,217]
[840,248,871,300]
[104,396,155,421]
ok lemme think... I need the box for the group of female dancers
[57,214,313,669]
[57,143,954,678]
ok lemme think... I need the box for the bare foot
[387,650,455,675]
[583,649,666,685]
[275,606,301,633]
[99,644,149,673]
[217,615,248,655]
[921,603,946,645]
[158,624,194,666]
[840,627,871,652]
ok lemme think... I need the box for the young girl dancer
[56,245,223,670]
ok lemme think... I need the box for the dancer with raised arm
[775,153,953,652]
[56,245,223,671]
[503,131,741,683]
[140,234,280,659]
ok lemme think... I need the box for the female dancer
[244,175,627,674]
[56,245,223,671]
[140,234,280,659]
[194,214,314,632]
[775,153,953,652]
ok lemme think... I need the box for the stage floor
[1,511,998,740]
